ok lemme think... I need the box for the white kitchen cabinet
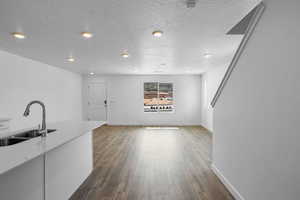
[45,132,93,200]
[0,155,44,200]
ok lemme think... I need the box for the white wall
[201,66,227,132]
[0,50,82,132]
[213,1,300,200]
[83,75,202,126]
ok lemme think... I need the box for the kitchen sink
[16,129,56,138]
[0,137,28,146]
[0,129,56,146]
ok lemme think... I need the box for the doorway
[87,82,107,121]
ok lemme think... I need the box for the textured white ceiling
[0,0,261,75]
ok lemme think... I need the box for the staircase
[211,2,265,107]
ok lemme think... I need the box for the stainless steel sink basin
[16,129,56,138]
[0,129,56,146]
[0,137,28,146]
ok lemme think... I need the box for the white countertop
[0,120,106,175]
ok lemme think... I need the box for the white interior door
[87,82,107,121]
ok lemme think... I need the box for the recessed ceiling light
[203,53,212,58]
[152,30,163,38]
[81,32,93,39]
[67,57,75,62]
[90,72,95,75]
[11,32,26,39]
[121,52,130,58]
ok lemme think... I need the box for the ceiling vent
[186,0,197,8]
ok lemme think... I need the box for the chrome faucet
[23,100,47,137]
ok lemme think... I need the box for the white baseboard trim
[211,164,245,200]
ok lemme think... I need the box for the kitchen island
[0,120,105,200]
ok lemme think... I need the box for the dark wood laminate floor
[70,126,234,200]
